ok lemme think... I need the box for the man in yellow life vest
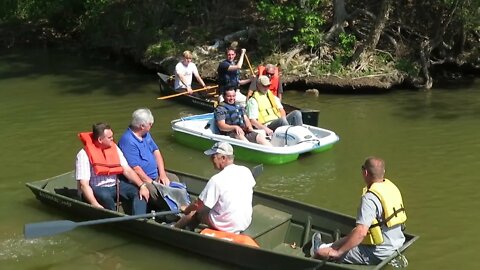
[310,157,407,265]
[76,123,150,214]
[246,75,302,137]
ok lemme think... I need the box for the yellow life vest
[252,90,281,124]
[361,179,407,245]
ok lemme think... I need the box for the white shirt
[174,62,199,89]
[199,164,256,233]
[75,145,128,187]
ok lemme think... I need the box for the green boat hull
[175,130,304,164]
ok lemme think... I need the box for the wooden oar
[157,85,218,100]
[24,210,179,239]
[244,54,255,76]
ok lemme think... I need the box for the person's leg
[119,181,147,215]
[246,131,272,146]
[90,186,116,210]
[286,110,303,126]
[174,211,201,230]
[267,118,289,131]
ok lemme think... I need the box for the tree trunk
[349,0,393,70]
[325,0,348,41]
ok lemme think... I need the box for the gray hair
[130,108,154,129]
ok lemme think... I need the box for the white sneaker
[310,232,323,257]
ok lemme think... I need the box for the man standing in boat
[217,47,251,106]
[174,50,207,94]
[174,142,256,233]
[118,108,190,213]
[215,87,271,146]
[75,123,149,214]
[247,63,284,101]
[246,75,303,136]
[310,157,407,265]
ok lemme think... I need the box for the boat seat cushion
[242,204,292,249]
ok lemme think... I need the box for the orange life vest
[200,228,259,248]
[78,132,123,176]
[257,65,280,97]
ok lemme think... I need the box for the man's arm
[193,69,206,88]
[154,149,170,186]
[329,224,369,259]
[122,164,150,201]
[78,179,104,208]
[227,48,246,71]
[132,166,154,183]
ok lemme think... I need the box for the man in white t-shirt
[174,50,206,94]
[174,142,256,233]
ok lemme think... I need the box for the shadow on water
[0,48,156,97]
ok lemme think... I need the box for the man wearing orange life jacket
[247,64,283,101]
[75,123,150,214]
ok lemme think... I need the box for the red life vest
[78,132,123,176]
[257,65,280,97]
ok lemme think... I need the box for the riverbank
[2,0,479,92]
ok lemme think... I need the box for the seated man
[75,123,149,215]
[310,157,407,265]
[174,50,207,94]
[175,142,256,233]
[118,108,190,212]
[215,88,271,146]
[246,75,303,137]
[247,63,284,101]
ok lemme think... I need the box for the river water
[1,48,479,269]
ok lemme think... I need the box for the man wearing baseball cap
[246,75,303,137]
[174,142,256,233]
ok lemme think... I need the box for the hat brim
[204,149,218,155]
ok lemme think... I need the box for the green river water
[0,48,479,270]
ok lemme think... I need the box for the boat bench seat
[242,204,292,249]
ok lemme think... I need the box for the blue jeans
[90,180,147,215]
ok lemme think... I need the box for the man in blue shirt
[118,108,189,212]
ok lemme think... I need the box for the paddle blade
[24,220,77,239]
[251,164,264,178]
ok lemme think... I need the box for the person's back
[202,164,255,233]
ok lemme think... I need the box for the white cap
[204,142,234,156]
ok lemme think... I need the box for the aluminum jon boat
[171,113,340,165]
[25,170,418,269]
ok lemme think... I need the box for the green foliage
[144,38,176,60]
[257,0,326,49]
[395,58,418,76]
[338,32,356,58]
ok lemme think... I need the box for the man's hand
[139,185,150,201]
[263,126,274,136]
[233,126,245,136]
[92,202,105,209]
[158,175,171,186]
[187,86,193,94]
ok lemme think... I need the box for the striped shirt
[75,145,128,187]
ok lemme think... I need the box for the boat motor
[270,125,318,147]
